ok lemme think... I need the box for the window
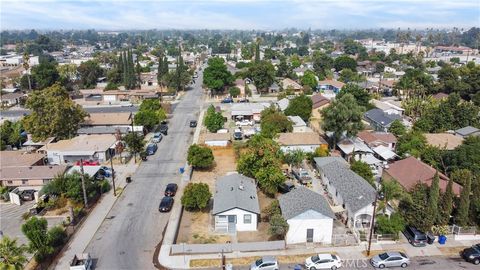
[244,214,252,224]
[22,180,28,185]
[7,181,13,184]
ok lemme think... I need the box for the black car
[189,120,197,127]
[221,97,233,103]
[278,183,295,193]
[403,226,428,247]
[164,183,178,197]
[159,121,168,135]
[461,244,480,265]
[159,197,174,212]
[146,143,158,155]
[21,190,35,201]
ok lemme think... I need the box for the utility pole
[129,112,136,163]
[367,192,379,256]
[79,158,88,208]
[110,156,117,196]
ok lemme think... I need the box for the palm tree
[22,53,31,91]
[377,180,404,215]
[0,236,28,270]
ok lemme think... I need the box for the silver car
[250,256,279,270]
[371,251,410,268]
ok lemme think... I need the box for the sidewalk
[51,159,139,270]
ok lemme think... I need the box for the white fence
[171,240,285,255]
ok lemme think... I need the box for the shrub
[181,183,212,211]
[268,214,289,239]
[47,226,67,247]
[262,200,281,222]
[99,179,111,193]
[376,213,405,240]
[229,87,241,97]
[187,144,214,169]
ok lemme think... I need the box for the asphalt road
[0,105,139,118]
[83,71,204,270]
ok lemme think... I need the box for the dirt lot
[177,146,275,244]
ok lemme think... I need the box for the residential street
[0,104,139,119]
[80,72,204,269]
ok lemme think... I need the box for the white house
[204,133,230,147]
[279,187,334,244]
[287,116,310,133]
[371,100,404,116]
[276,132,328,153]
[212,174,260,233]
[40,134,117,165]
[231,103,269,122]
[314,157,376,230]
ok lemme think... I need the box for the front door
[306,228,314,242]
[228,215,236,223]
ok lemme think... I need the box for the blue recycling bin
[294,265,302,270]
[179,167,185,174]
[438,235,447,245]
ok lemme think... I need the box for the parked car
[292,168,312,185]
[164,183,178,197]
[21,190,35,201]
[238,98,249,103]
[250,256,279,270]
[370,251,410,268]
[189,120,197,127]
[403,226,427,247]
[159,197,174,212]
[278,182,295,194]
[236,119,253,126]
[305,253,342,270]
[221,97,234,103]
[69,253,92,270]
[146,143,158,155]
[233,129,243,140]
[461,244,480,265]
[159,121,168,135]
[152,132,163,143]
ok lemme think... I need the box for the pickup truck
[70,253,92,270]
[292,168,312,185]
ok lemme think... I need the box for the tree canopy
[77,60,103,89]
[203,57,233,94]
[187,144,214,169]
[284,94,313,122]
[181,183,212,210]
[247,60,275,93]
[260,105,293,138]
[334,55,357,71]
[204,105,225,132]
[337,83,371,108]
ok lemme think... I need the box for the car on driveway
[305,253,342,270]
[159,197,174,212]
[250,256,279,270]
[233,129,243,140]
[221,97,234,103]
[236,119,253,126]
[21,190,35,201]
[278,182,295,193]
[164,183,178,197]
[403,225,427,247]
[370,251,410,268]
[189,120,197,127]
[152,132,163,143]
[461,244,480,265]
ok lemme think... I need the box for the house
[83,112,132,126]
[281,78,302,91]
[1,92,25,106]
[370,100,404,116]
[0,151,45,168]
[268,82,280,93]
[40,134,117,165]
[317,80,345,94]
[230,103,269,122]
[287,116,310,133]
[357,131,397,150]
[336,137,375,162]
[293,67,308,77]
[204,132,230,147]
[383,157,462,196]
[212,174,260,233]
[455,126,480,138]
[364,108,402,132]
[311,94,330,110]
[279,187,334,244]
[314,157,376,230]
[0,165,68,187]
[277,132,328,153]
[425,133,464,150]
[372,145,397,162]
[277,98,289,112]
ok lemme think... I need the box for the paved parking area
[0,201,65,246]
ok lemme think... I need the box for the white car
[305,253,342,270]
[236,119,253,126]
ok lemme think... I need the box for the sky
[1,0,479,30]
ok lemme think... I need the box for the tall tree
[321,93,364,148]
[23,84,88,141]
[0,236,27,270]
[336,83,371,108]
[284,94,313,122]
[77,60,103,89]
[22,52,32,91]
[247,60,275,93]
[438,177,455,225]
[21,217,53,262]
[203,57,233,94]
[427,171,440,224]
[254,41,260,62]
[455,169,472,226]
[399,183,431,232]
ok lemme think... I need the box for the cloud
[0,0,478,30]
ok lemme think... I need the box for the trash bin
[126,176,132,183]
[225,264,233,270]
[294,265,302,270]
[438,235,447,245]
[179,167,185,174]
[427,233,436,244]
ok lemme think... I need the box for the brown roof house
[83,112,132,126]
[0,165,68,187]
[0,151,45,168]
[276,132,328,153]
[383,156,462,195]
[357,131,397,150]
[281,78,302,91]
[40,134,117,165]
[425,133,463,150]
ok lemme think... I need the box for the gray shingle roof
[455,126,479,137]
[279,186,334,220]
[314,157,376,214]
[77,126,130,135]
[364,108,401,127]
[212,174,260,215]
